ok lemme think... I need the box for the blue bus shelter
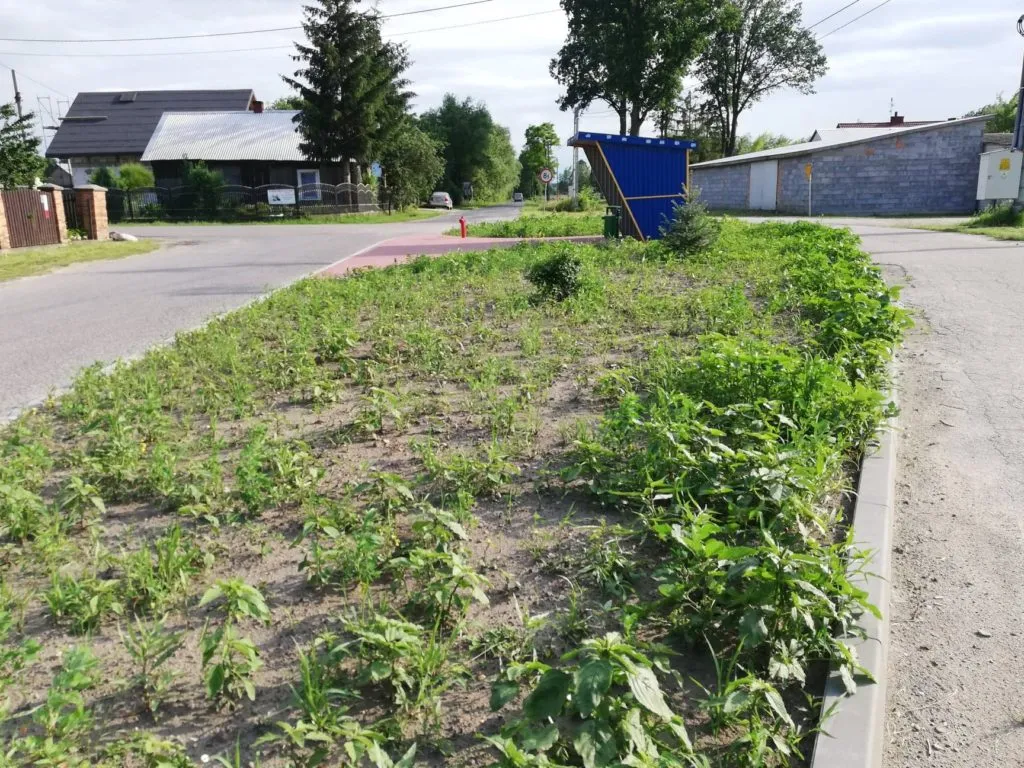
[568,131,698,241]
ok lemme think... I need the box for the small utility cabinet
[977,149,1022,203]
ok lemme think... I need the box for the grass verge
[0,240,159,282]
[122,209,443,227]
[449,211,605,238]
[0,220,907,766]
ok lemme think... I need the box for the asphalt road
[0,205,519,419]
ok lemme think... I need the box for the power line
[0,0,501,43]
[806,0,863,30]
[819,0,894,39]
[0,60,68,97]
[0,9,562,58]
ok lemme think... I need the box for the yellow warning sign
[1000,158,1012,172]
[804,163,813,180]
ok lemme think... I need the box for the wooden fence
[1,188,61,248]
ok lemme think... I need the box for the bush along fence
[105,183,381,223]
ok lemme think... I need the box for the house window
[297,169,321,200]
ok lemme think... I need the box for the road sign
[804,163,813,180]
[538,168,554,185]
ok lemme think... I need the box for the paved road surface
[0,205,518,419]
[861,226,1024,767]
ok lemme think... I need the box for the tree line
[550,0,827,157]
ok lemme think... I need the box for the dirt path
[842,225,1024,766]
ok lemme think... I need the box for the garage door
[748,161,779,211]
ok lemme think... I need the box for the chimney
[890,112,904,126]
[252,100,264,114]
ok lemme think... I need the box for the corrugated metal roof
[692,115,990,169]
[142,110,305,162]
[45,90,254,158]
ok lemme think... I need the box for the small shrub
[525,248,586,301]
[660,185,721,257]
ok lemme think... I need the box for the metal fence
[62,189,81,232]
[106,183,380,223]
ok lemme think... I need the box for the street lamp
[1014,15,1024,151]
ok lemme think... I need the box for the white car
[513,192,524,203]
[429,191,454,210]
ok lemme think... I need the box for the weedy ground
[0,240,159,282]
[0,220,907,767]
[450,212,604,238]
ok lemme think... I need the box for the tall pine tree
[284,0,412,185]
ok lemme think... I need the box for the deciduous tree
[518,123,560,197]
[0,103,45,187]
[420,94,519,203]
[380,120,444,209]
[695,0,825,157]
[550,0,722,136]
[964,93,1017,133]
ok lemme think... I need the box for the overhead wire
[819,0,894,39]
[0,59,68,97]
[0,9,563,57]
[0,0,502,43]
[805,0,864,31]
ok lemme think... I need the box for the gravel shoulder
[839,225,1024,767]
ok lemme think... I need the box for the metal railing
[105,183,380,223]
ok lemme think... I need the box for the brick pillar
[37,184,68,244]
[0,190,10,251]
[74,184,109,241]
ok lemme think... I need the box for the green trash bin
[603,205,621,238]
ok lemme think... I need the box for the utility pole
[1015,15,1024,152]
[572,108,580,201]
[11,70,23,118]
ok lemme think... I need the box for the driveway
[0,205,518,419]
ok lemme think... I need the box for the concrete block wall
[691,121,986,216]
[779,122,986,215]
[690,164,750,210]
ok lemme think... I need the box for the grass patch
[123,209,443,226]
[920,204,1024,240]
[0,220,906,766]
[0,240,159,282]
[450,211,605,238]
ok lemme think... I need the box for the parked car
[429,191,453,210]
[513,191,524,203]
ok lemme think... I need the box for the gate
[2,189,61,248]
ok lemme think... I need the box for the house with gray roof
[140,109,354,193]
[45,89,257,186]
[691,115,989,215]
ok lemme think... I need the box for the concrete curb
[810,392,898,768]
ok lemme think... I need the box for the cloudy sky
[2,0,1021,169]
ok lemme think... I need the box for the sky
[2,0,1022,171]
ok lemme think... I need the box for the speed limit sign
[538,168,554,185]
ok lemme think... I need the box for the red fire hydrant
[459,216,467,239]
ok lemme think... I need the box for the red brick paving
[318,234,603,278]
